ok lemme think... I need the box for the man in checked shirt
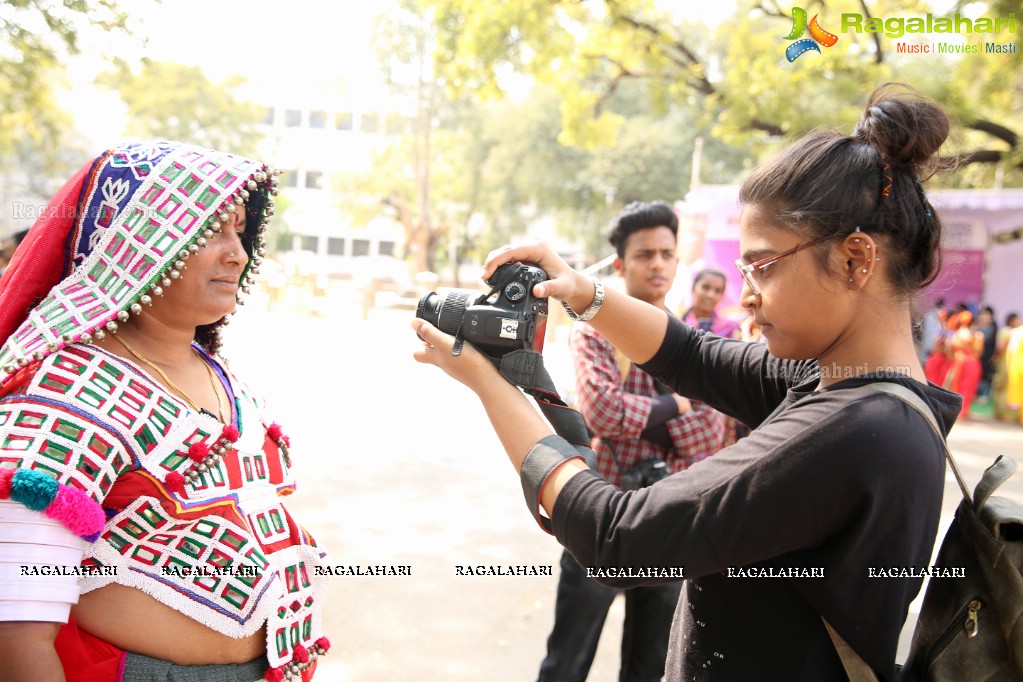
[536,200,730,682]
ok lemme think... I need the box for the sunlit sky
[64,0,389,149]
[61,0,743,150]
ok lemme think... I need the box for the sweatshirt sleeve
[549,387,946,589]
[639,315,816,428]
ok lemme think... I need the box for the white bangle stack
[0,499,83,622]
[561,280,605,322]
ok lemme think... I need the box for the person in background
[992,312,1020,422]
[924,302,962,387]
[537,201,728,682]
[740,312,764,343]
[681,269,749,440]
[976,305,997,401]
[943,309,984,419]
[914,297,944,369]
[1004,316,1023,425]
[680,269,740,339]
[0,141,330,682]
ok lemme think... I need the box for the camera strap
[491,349,597,470]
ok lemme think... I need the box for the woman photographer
[412,83,961,680]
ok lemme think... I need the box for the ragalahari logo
[784,7,839,62]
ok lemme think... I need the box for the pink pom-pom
[293,643,309,663]
[281,435,291,448]
[165,472,187,496]
[0,468,14,498]
[315,636,331,653]
[187,443,209,463]
[221,424,240,443]
[266,423,283,440]
[264,667,285,682]
[45,485,105,540]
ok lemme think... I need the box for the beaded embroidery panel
[0,346,328,670]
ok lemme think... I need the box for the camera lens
[416,290,475,335]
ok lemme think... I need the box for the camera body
[619,458,670,491]
[416,263,549,358]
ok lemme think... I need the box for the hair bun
[854,83,950,175]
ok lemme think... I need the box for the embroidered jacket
[0,342,327,671]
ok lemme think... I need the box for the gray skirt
[122,652,267,682]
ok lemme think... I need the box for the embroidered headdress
[0,141,279,385]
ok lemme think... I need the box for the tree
[360,0,450,275]
[96,60,265,157]
[0,0,134,182]
[422,0,1022,186]
[452,82,755,260]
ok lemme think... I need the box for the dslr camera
[416,263,548,359]
[619,458,670,491]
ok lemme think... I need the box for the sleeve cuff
[519,435,584,534]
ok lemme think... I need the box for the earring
[862,268,868,273]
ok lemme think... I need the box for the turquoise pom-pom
[11,469,59,511]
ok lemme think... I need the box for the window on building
[261,106,275,125]
[305,171,323,189]
[335,112,353,130]
[359,113,379,134]
[281,170,298,188]
[352,239,371,257]
[386,114,410,136]
[327,237,346,256]
[285,109,302,127]
[309,110,327,129]
[379,241,396,257]
[300,235,319,253]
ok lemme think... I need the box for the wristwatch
[561,280,604,322]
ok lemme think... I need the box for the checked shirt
[570,322,729,487]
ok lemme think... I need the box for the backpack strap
[972,455,1017,511]
[822,618,879,682]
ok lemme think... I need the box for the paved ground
[223,288,1023,681]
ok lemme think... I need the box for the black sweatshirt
[550,317,962,681]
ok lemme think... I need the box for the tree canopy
[96,60,265,157]
[422,0,1023,187]
[0,0,134,182]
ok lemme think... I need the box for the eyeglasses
[734,232,840,295]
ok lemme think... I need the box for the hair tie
[880,159,893,199]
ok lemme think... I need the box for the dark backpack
[827,383,1023,681]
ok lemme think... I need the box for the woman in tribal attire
[0,141,329,682]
